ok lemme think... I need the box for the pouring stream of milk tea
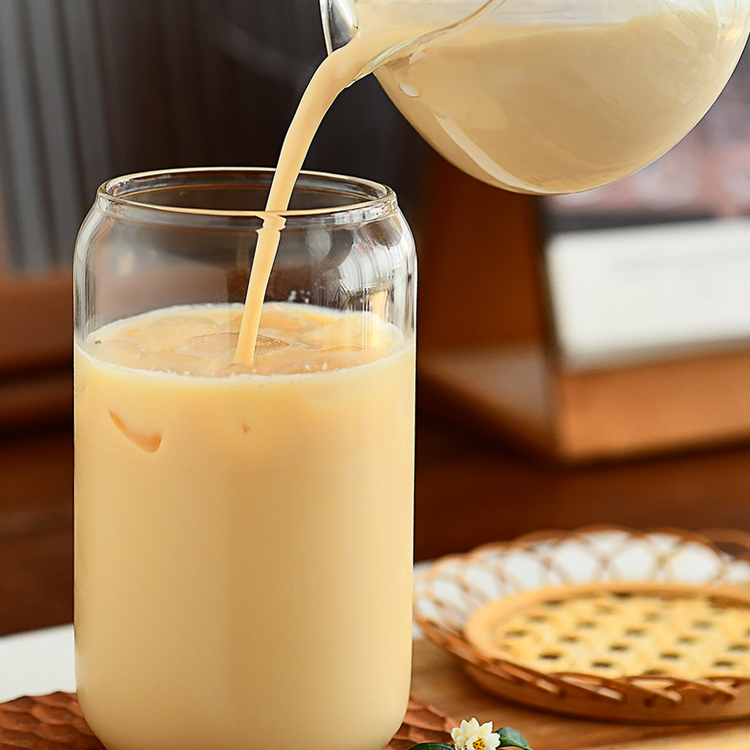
[234,0,505,364]
[235,0,750,364]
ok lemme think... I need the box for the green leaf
[494,727,531,749]
[408,743,454,750]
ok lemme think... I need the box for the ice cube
[254,334,291,356]
[175,332,239,359]
[91,339,154,368]
[299,313,397,351]
[226,313,244,333]
[149,348,212,374]
[251,345,377,375]
[124,316,223,351]
[259,302,335,338]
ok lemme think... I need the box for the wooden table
[412,639,750,750]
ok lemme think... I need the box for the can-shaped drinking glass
[74,167,416,750]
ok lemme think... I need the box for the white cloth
[0,624,75,702]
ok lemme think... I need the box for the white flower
[451,719,500,750]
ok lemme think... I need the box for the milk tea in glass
[74,168,416,750]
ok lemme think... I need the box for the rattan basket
[414,526,750,723]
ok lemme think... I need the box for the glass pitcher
[322,0,750,194]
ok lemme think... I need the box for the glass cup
[73,168,416,750]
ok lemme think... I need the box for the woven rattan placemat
[0,692,456,750]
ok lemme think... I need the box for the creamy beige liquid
[235,1,749,362]
[75,303,415,750]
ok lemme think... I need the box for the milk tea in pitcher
[331,0,750,193]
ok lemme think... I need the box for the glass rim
[96,166,398,228]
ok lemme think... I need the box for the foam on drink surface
[88,303,404,378]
